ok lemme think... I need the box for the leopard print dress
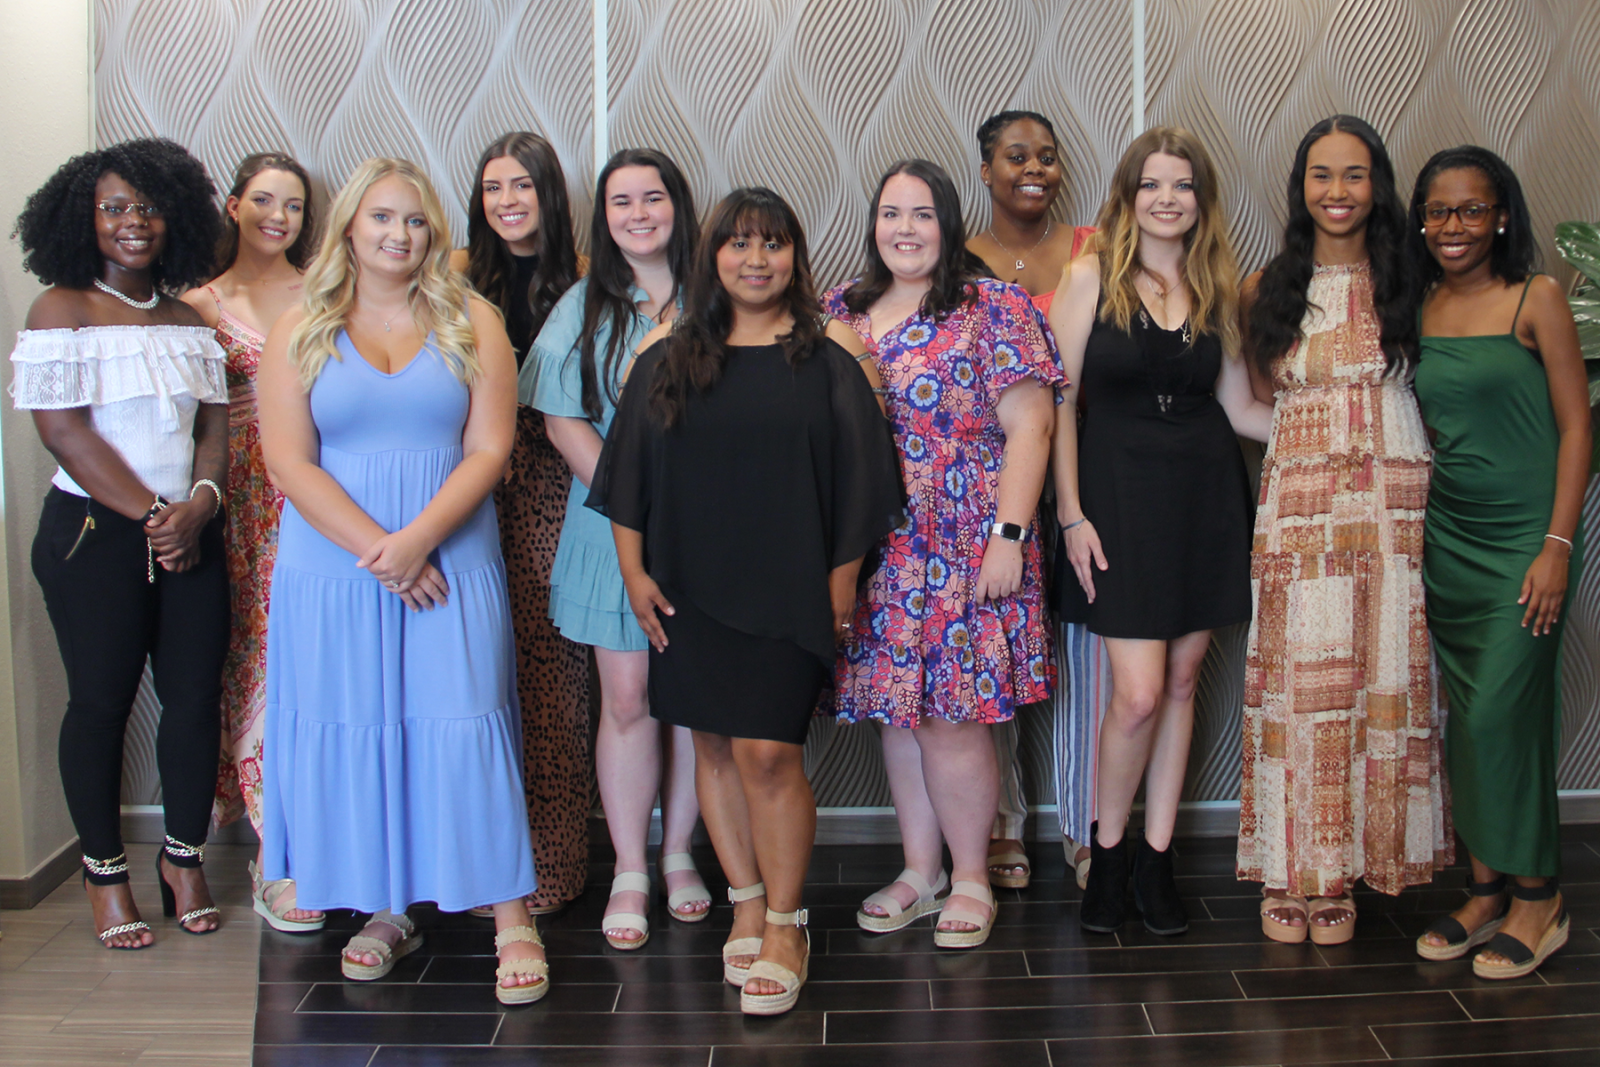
[496,404,593,909]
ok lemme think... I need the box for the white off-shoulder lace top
[10,325,229,501]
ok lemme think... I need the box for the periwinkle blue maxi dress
[261,332,536,914]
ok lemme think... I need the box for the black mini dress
[1057,308,1252,639]
[588,336,904,743]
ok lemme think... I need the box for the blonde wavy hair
[287,157,480,387]
[1095,127,1241,357]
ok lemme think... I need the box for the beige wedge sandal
[494,923,550,1005]
[661,853,713,923]
[856,868,949,933]
[603,871,652,950]
[933,879,998,949]
[722,881,766,985]
[341,910,423,981]
[740,906,809,1016]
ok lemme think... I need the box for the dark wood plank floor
[253,824,1600,1066]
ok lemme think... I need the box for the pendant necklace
[94,278,159,310]
[987,222,1051,272]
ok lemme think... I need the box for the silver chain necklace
[987,222,1051,271]
[94,279,159,310]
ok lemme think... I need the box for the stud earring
[1497,226,1505,234]
[1420,226,1426,235]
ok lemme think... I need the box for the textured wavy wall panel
[100,0,1600,808]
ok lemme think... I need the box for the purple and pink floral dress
[824,278,1062,727]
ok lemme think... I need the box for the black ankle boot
[1079,821,1128,933]
[1132,834,1188,936]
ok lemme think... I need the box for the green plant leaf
[1557,221,1600,289]
[1574,294,1600,362]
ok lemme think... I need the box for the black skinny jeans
[33,486,229,882]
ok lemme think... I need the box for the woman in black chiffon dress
[588,188,903,1016]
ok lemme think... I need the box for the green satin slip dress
[1413,279,1572,877]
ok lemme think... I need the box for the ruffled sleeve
[584,339,662,532]
[973,280,1065,405]
[10,325,228,430]
[821,341,905,567]
[520,280,586,413]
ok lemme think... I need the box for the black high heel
[157,838,221,935]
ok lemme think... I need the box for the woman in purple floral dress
[825,159,1060,949]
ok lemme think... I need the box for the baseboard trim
[119,805,260,846]
[0,836,82,910]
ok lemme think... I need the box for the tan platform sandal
[987,843,1030,889]
[857,868,949,933]
[661,853,713,923]
[1065,838,1092,891]
[722,881,766,985]
[494,923,550,1005]
[933,879,997,949]
[1307,892,1356,946]
[341,910,423,980]
[740,906,809,1016]
[603,871,652,950]
[1473,881,1568,980]
[250,861,325,933]
[1260,891,1310,944]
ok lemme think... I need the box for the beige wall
[0,0,91,882]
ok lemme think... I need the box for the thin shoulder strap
[204,284,224,312]
[1509,273,1540,335]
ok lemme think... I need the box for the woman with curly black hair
[1235,116,1450,944]
[10,138,230,948]
[1409,147,1588,979]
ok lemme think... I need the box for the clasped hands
[358,527,450,611]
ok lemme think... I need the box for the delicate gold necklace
[987,222,1051,272]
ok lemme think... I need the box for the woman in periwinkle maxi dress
[257,158,548,1005]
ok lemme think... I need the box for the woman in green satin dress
[1408,146,1590,980]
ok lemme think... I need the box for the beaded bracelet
[191,478,223,518]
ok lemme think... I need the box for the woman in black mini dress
[588,187,902,1016]
[1050,127,1272,936]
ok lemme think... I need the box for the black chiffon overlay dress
[587,335,905,743]
[1058,308,1252,638]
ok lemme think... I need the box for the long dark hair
[215,152,316,272]
[649,187,823,428]
[1407,145,1537,289]
[578,148,696,421]
[462,132,578,339]
[842,158,992,320]
[1249,115,1416,378]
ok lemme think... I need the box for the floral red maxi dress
[825,279,1061,726]
[209,298,282,829]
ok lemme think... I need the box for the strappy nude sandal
[341,910,423,980]
[603,871,651,950]
[1260,891,1310,944]
[494,923,550,1005]
[661,853,713,923]
[933,879,998,949]
[250,861,325,933]
[856,868,949,933]
[723,882,766,985]
[740,906,809,1016]
[1307,893,1356,946]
